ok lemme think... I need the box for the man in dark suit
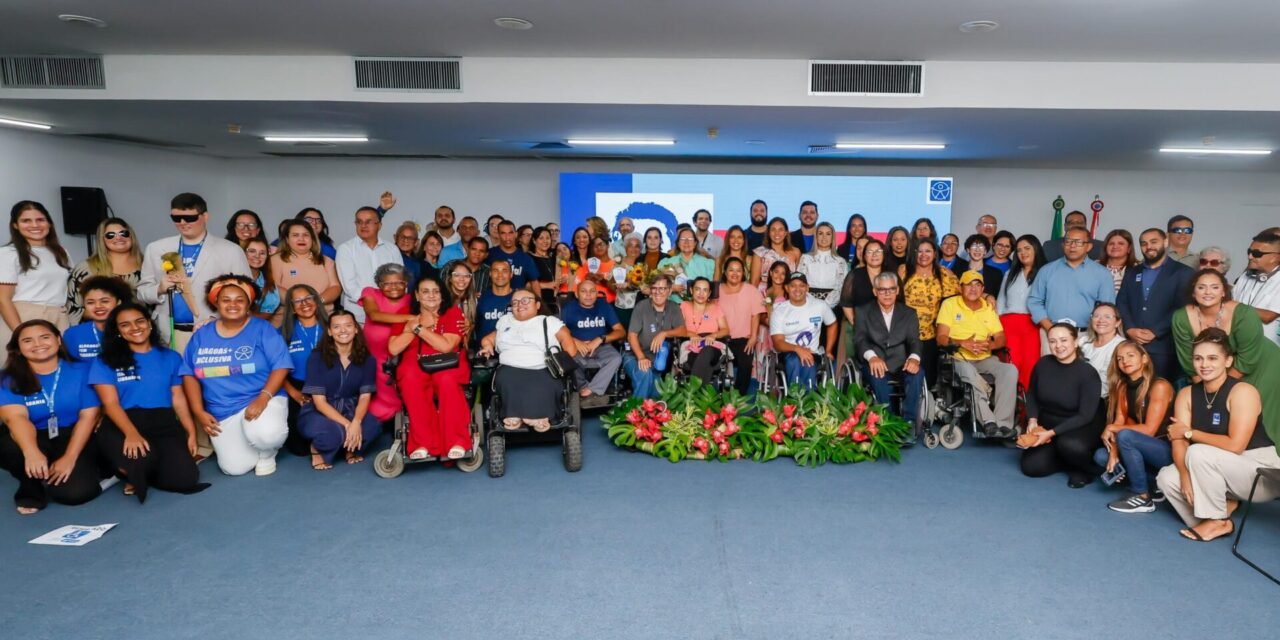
[1116,227,1194,382]
[853,272,925,424]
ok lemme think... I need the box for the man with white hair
[609,217,634,260]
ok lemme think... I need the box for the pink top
[716,284,767,340]
[359,286,410,360]
[681,301,725,336]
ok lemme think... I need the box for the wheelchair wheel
[457,446,485,473]
[939,423,964,450]
[923,431,939,449]
[562,430,583,472]
[487,434,506,478]
[373,449,405,478]
[567,390,581,430]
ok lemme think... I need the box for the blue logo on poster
[928,178,953,204]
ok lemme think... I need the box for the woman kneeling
[182,276,293,477]
[91,303,207,501]
[298,311,381,470]
[1020,322,1105,488]
[1156,328,1277,542]
[480,290,577,432]
[388,275,471,461]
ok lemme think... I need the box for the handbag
[543,317,578,379]
[416,339,460,374]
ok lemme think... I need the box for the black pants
[725,338,752,395]
[284,376,311,456]
[1020,402,1106,482]
[920,338,939,389]
[687,346,723,387]
[0,426,101,510]
[97,408,206,503]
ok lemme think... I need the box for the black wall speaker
[60,186,109,236]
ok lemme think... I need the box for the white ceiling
[2,99,1278,171]
[4,0,1280,62]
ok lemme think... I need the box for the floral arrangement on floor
[603,376,910,466]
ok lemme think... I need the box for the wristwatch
[1184,429,1194,441]
[412,325,422,335]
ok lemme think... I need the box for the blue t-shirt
[172,238,205,324]
[1139,262,1163,302]
[560,300,620,341]
[63,322,103,362]
[284,320,324,382]
[179,317,293,421]
[0,361,100,430]
[476,290,514,341]
[985,258,1013,275]
[486,247,539,289]
[88,348,183,410]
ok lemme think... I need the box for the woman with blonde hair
[586,216,610,242]
[67,217,144,324]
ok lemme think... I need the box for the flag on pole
[1089,195,1104,238]
[1050,195,1065,241]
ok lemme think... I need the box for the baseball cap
[959,270,984,286]
[785,272,808,285]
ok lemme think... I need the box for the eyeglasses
[170,214,200,224]
[1247,248,1280,259]
[291,295,316,305]
[994,243,1012,250]
[1170,227,1194,235]
[303,216,323,224]
[511,298,537,307]
[864,248,884,255]
[1200,258,1223,267]
[235,222,259,230]
[450,273,473,279]
[968,244,987,252]
[649,286,670,293]
[978,222,996,228]
[103,230,131,240]
[1062,239,1089,247]
[874,287,898,294]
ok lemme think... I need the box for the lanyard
[296,321,320,351]
[179,236,207,277]
[35,367,61,436]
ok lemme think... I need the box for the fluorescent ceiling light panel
[567,139,675,146]
[834,143,945,150]
[263,136,369,143]
[0,117,53,130]
[1159,147,1271,156]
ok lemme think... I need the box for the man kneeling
[854,273,924,424]
[560,279,625,399]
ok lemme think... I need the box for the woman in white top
[0,201,73,364]
[798,222,848,309]
[1081,302,1125,398]
[479,289,578,431]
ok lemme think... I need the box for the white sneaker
[409,448,430,460]
[254,456,277,476]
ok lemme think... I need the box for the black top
[883,251,908,277]
[1192,377,1272,450]
[531,253,557,305]
[1125,377,1172,437]
[949,262,1004,299]
[839,267,879,311]
[745,227,766,252]
[1026,356,1102,434]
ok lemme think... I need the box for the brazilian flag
[1049,195,1065,241]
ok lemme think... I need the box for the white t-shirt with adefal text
[0,245,69,305]
[769,297,836,354]
[1235,269,1280,347]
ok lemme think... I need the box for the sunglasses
[1169,227,1194,235]
[170,214,201,224]
[104,230,131,240]
[1248,249,1280,259]
[1199,258,1223,267]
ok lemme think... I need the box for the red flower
[718,442,730,456]
[634,427,646,439]
[794,426,806,438]
[852,430,868,443]
[720,404,738,420]
[657,409,672,422]
[867,425,879,437]
[762,409,777,425]
[702,410,718,429]
[770,431,785,443]
[711,430,726,444]
[724,423,739,436]
[641,399,658,414]
[783,404,796,419]
[866,412,881,429]
[626,409,642,425]
[837,424,851,437]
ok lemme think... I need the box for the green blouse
[1173,304,1280,448]
[656,253,716,302]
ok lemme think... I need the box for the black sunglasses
[104,230,131,240]
[1248,248,1280,259]
[170,214,201,224]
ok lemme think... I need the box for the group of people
[1,193,1278,543]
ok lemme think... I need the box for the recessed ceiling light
[567,139,675,146]
[1159,147,1271,156]
[834,143,946,150]
[494,17,533,30]
[263,136,368,143]
[0,117,53,131]
[959,20,999,33]
[58,14,108,28]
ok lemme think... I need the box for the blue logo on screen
[612,202,681,247]
[928,178,953,204]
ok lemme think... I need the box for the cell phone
[1101,462,1127,487]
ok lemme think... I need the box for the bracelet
[259,390,273,397]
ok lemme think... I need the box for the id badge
[47,418,58,439]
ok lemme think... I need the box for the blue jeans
[862,363,922,423]
[1092,428,1173,494]
[783,352,819,390]
[623,353,659,399]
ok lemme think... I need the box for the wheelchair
[372,353,491,479]
[576,342,632,412]
[928,345,1026,450]
[668,337,737,392]
[485,364,583,478]
[839,358,941,448]
[761,348,837,397]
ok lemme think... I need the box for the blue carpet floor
[1,417,1277,639]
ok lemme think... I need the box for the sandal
[123,483,136,496]
[16,506,39,515]
[1180,519,1235,542]
[311,451,333,471]
[345,453,364,464]
[503,418,523,431]
[524,418,551,433]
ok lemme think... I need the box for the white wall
[0,127,228,262]
[4,126,1275,277]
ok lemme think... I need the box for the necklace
[1203,382,1224,410]
[1197,303,1225,330]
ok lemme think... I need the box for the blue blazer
[1115,259,1193,354]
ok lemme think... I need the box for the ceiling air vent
[808,60,923,96]
[1,56,104,89]
[353,57,461,92]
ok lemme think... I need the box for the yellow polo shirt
[937,296,1003,361]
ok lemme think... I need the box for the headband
[207,278,256,306]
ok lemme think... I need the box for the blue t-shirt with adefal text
[179,317,292,421]
[62,322,103,362]
[486,247,539,289]
[476,290,514,341]
[283,320,323,382]
[88,347,183,410]
[560,300,619,342]
[0,361,100,430]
